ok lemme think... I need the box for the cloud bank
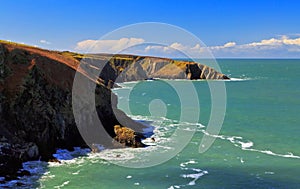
[75,38,144,53]
[39,39,51,45]
[75,35,300,58]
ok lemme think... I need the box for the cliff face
[75,54,229,88]
[0,42,145,179]
[0,41,229,179]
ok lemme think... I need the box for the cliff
[0,41,229,180]
[61,53,229,88]
[0,41,144,180]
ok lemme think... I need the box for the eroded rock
[114,125,145,148]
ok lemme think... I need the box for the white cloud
[245,38,282,47]
[223,42,236,48]
[74,35,300,58]
[191,44,201,50]
[282,36,300,45]
[75,37,238,57]
[209,35,300,57]
[39,39,51,45]
[144,43,208,57]
[239,35,300,48]
[75,38,145,53]
[169,42,186,50]
[210,42,237,50]
[145,45,162,52]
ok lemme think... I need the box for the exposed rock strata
[0,41,229,179]
[74,54,229,88]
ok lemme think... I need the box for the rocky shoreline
[0,40,229,181]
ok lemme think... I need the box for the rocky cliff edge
[0,41,229,180]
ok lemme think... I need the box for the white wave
[54,180,70,189]
[169,169,208,188]
[71,170,80,175]
[229,77,252,81]
[158,78,186,82]
[241,141,254,149]
[39,171,56,185]
[201,129,300,160]
[168,185,181,189]
[0,116,202,188]
[178,159,208,186]
[245,149,300,159]
[181,171,208,186]
[113,81,140,89]
[131,115,205,132]
[265,171,275,175]
[180,160,197,168]
[53,147,91,160]
[119,81,140,85]
[92,149,135,161]
[179,127,197,132]
[47,147,92,167]
[112,81,138,88]
[0,161,48,188]
[239,157,245,164]
[142,138,156,146]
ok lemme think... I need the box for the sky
[1,0,300,58]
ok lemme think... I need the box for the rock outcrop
[0,41,229,179]
[113,125,145,148]
[0,41,145,179]
[72,54,229,88]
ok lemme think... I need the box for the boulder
[114,125,145,148]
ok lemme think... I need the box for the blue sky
[1,0,300,58]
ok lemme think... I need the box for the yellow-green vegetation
[114,125,143,147]
[114,125,135,140]
[112,56,134,61]
[58,51,137,62]
[59,51,85,60]
[0,40,36,48]
[173,60,193,69]
[113,124,145,147]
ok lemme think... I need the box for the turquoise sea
[5,59,300,188]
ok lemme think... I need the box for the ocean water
[4,59,300,188]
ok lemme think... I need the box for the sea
[2,59,300,188]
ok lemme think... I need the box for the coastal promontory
[0,40,229,179]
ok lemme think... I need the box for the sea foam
[229,77,251,81]
[200,129,300,159]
